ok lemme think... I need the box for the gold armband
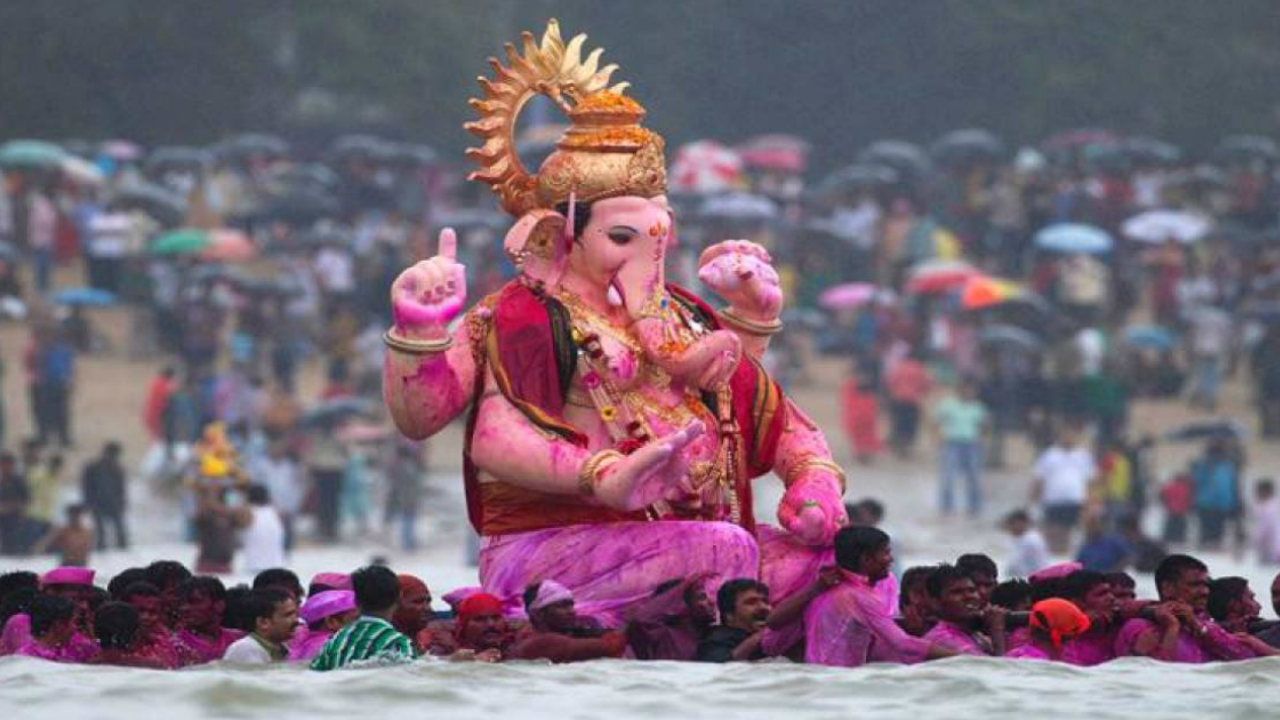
[383,329,453,355]
[578,449,624,497]
[784,457,847,494]
[719,308,783,336]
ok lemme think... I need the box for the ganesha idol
[384,21,849,623]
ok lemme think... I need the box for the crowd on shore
[2,523,1279,670]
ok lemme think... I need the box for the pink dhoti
[480,520,758,627]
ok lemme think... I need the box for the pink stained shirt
[1005,643,1052,660]
[15,634,97,663]
[175,628,243,667]
[803,572,932,667]
[0,614,32,656]
[1115,616,1258,664]
[923,621,990,656]
[134,630,182,669]
[286,627,332,663]
[1062,629,1118,666]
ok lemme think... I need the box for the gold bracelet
[719,307,783,336]
[578,449,624,497]
[784,457,847,494]
[384,329,453,355]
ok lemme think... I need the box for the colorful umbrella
[151,228,210,255]
[906,259,979,295]
[100,139,143,162]
[199,230,257,262]
[51,287,117,307]
[819,282,878,311]
[0,140,66,170]
[959,276,1022,311]
[669,141,743,194]
[1122,210,1211,245]
[737,134,809,173]
[1034,223,1113,254]
[59,156,104,186]
[1122,325,1176,350]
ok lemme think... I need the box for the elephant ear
[505,209,570,293]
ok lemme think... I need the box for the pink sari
[480,520,758,626]
[286,627,332,663]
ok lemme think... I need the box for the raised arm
[773,401,848,546]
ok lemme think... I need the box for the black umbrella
[1124,137,1181,165]
[931,129,1004,165]
[816,164,900,195]
[145,146,213,174]
[300,397,377,427]
[270,163,341,192]
[247,188,341,225]
[386,143,438,167]
[329,134,391,162]
[1163,420,1245,443]
[858,140,931,178]
[1214,135,1279,165]
[978,324,1044,353]
[217,133,289,161]
[111,180,187,226]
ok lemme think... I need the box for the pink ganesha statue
[383,21,848,623]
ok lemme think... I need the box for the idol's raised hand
[697,240,784,321]
[389,228,468,340]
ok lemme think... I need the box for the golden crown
[465,20,667,217]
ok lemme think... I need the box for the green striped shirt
[309,616,417,671]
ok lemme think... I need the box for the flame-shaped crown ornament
[465,19,667,217]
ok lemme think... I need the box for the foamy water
[2,654,1278,720]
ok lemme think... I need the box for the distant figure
[34,504,93,566]
[1074,516,1131,573]
[26,453,62,526]
[238,485,286,576]
[1003,509,1049,578]
[931,380,989,517]
[1160,470,1194,544]
[1190,439,1240,550]
[0,452,32,553]
[1032,422,1095,553]
[840,367,883,464]
[142,367,178,443]
[1252,479,1280,565]
[885,352,932,458]
[80,442,128,550]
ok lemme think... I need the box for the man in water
[174,576,243,666]
[311,565,416,670]
[1254,573,1280,648]
[923,564,1007,655]
[956,553,999,608]
[252,568,304,602]
[223,588,298,664]
[1206,577,1263,634]
[1059,570,1120,666]
[1116,554,1271,662]
[450,593,510,662]
[1006,598,1091,661]
[696,579,772,662]
[288,590,358,663]
[392,574,437,653]
[510,581,627,663]
[15,594,79,662]
[896,566,937,637]
[804,527,957,666]
[120,582,180,668]
[144,560,191,629]
[39,567,99,662]
[626,573,717,661]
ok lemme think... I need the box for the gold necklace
[557,290,643,354]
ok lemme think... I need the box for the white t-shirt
[223,635,272,664]
[1006,530,1050,578]
[240,505,286,574]
[1035,446,1095,505]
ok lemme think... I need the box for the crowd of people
[2,524,1279,670]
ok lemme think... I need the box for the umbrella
[270,163,341,192]
[199,230,257,262]
[1164,420,1246,443]
[59,156,104,186]
[248,188,341,224]
[0,140,66,170]
[100,140,143,162]
[386,143,438,167]
[737,134,809,173]
[979,325,1044,353]
[1034,223,1113,254]
[1042,129,1119,153]
[816,164,899,194]
[818,282,878,311]
[931,129,1004,165]
[300,397,377,427]
[112,180,188,226]
[906,259,979,295]
[1214,135,1279,165]
[858,140,930,178]
[145,146,213,174]
[1122,325,1176,350]
[329,134,390,161]
[1122,210,1211,245]
[1124,137,1181,165]
[51,287,117,307]
[218,133,289,160]
[151,228,210,255]
[697,193,778,222]
[670,141,743,194]
[959,275,1022,311]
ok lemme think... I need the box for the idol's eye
[607,230,634,245]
